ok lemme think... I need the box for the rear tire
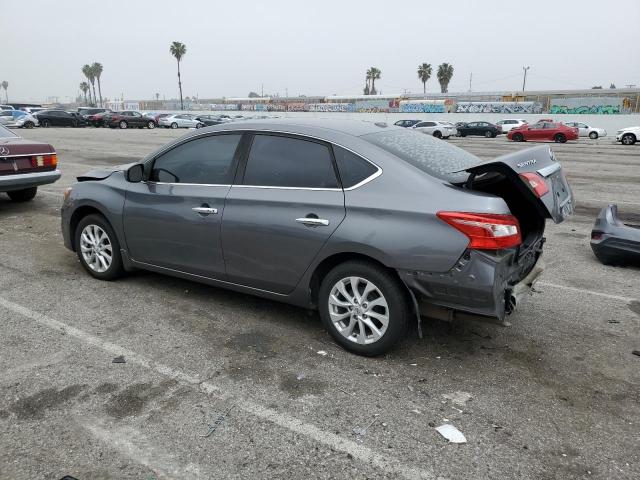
[484,130,492,138]
[74,214,124,281]
[147,121,155,129]
[513,132,524,142]
[621,133,636,145]
[41,119,50,128]
[7,187,37,202]
[318,260,409,356]
[432,130,442,138]
[119,120,128,129]
[171,122,178,129]
[589,131,598,139]
[554,133,567,143]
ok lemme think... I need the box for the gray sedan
[159,113,204,129]
[61,119,574,355]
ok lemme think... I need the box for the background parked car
[0,110,38,128]
[78,107,110,118]
[616,126,639,145]
[104,111,157,129]
[159,113,204,129]
[0,124,60,201]
[564,121,607,139]
[456,121,502,138]
[35,110,88,128]
[194,114,231,126]
[85,110,113,127]
[0,105,14,111]
[496,119,527,133]
[412,120,456,139]
[508,122,578,143]
[394,119,420,128]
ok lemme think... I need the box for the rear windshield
[361,128,479,183]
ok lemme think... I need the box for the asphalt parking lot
[1,127,639,480]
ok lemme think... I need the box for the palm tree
[82,64,95,105]
[367,67,381,95]
[1,81,8,103]
[169,41,187,110]
[437,63,454,93]
[79,82,90,105]
[417,63,432,95]
[92,62,104,108]
[155,92,160,101]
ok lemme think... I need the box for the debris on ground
[353,415,379,442]
[435,424,467,444]
[200,405,235,438]
[112,355,126,364]
[296,373,306,380]
[443,391,473,406]
[317,350,327,356]
[411,409,422,415]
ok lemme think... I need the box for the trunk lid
[460,145,574,223]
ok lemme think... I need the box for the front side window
[243,135,338,188]
[150,134,241,184]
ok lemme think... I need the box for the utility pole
[261,83,264,97]
[522,66,530,92]
[469,72,473,92]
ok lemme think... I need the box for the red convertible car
[0,124,60,201]
[508,122,579,143]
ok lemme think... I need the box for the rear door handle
[296,217,329,227]
[192,206,218,215]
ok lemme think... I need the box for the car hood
[77,162,137,181]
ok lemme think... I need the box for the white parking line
[537,281,636,303]
[0,296,436,480]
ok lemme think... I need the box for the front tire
[589,131,598,139]
[119,120,128,129]
[512,132,524,142]
[554,133,567,143]
[41,119,50,128]
[7,187,37,202]
[75,214,124,281]
[147,121,156,129]
[170,122,178,129]
[484,130,493,138]
[23,121,35,129]
[319,260,409,356]
[621,133,636,145]
[432,130,442,139]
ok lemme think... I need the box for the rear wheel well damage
[69,206,108,251]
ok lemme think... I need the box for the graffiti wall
[399,100,446,113]
[285,102,308,112]
[210,103,239,110]
[550,97,623,114]
[308,103,355,112]
[454,101,543,114]
[354,99,396,113]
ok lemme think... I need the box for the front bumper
[0,169,61,192]
[400,245,544,321]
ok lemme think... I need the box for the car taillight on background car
[30,153,58,168]
[519,172,549,197]
[437,211,522,249]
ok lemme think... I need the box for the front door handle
[296,217,329,227]
[192,206,218,215]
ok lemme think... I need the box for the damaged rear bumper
[399,243,544,323]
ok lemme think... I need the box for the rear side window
[243,135,338,188]
[361,129,479,183]
[333,146,378,188]
[150,134,241,184]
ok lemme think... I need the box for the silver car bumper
[0,169,61,192]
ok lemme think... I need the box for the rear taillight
[591,231,603,240]
[437,211,522,250]
[30,153,58,168]
[519,172,549,197]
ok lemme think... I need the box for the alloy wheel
[80,224,113,273]
[328,276,389,345]
[119,121,127,129]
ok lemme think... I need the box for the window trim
[144,131,245,187]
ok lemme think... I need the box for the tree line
[363,63,455,96]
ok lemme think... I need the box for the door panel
[123,183,230,278]
[222,187,345,293]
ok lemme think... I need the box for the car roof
[189,118,400,139]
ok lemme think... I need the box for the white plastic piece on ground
[443,391,473,406]
[435,424,467,444]
[317,350,327,356]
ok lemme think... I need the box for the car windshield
[361,128,480,183]
[0,124,19,138]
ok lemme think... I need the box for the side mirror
[126,164,144,183]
